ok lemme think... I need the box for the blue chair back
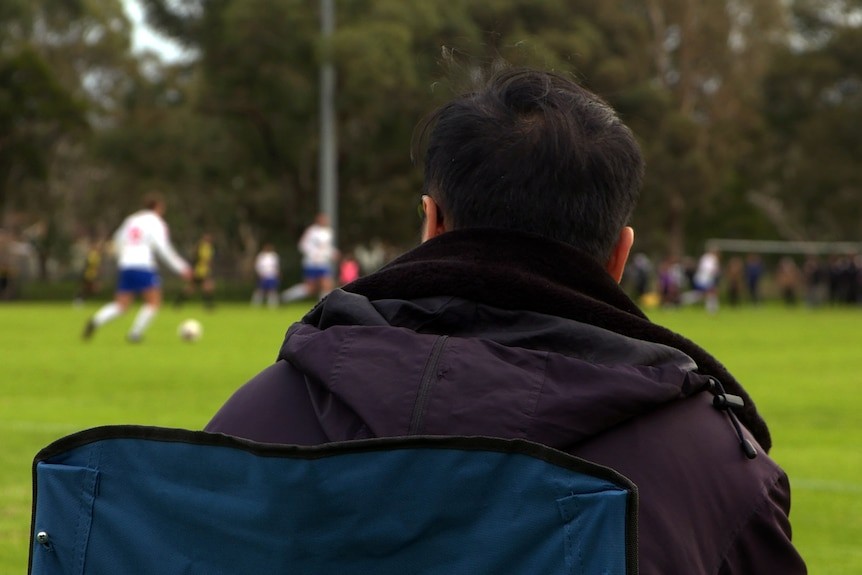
[30,426,637,574]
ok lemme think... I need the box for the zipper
[408,335,449,435]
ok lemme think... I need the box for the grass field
[2,301,861,573]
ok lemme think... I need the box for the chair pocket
[31,464,100,575]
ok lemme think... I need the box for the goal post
[704,239,862,256]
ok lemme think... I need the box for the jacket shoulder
[574,394,805,574]
[206,361,329,445]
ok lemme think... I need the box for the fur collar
[342,228,771,451]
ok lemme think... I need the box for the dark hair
[414,68,644,263]
[143,192,166,211]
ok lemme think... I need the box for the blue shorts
[258,277,279,291]
[303,265,332,281]
[117,269,161,293]
[694,278,717,291]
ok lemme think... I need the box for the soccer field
[1,302,860,573]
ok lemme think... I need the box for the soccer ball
[177,319,203,342]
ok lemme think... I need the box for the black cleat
[82,320,96,341]
[126,333,143,344]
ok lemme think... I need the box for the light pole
[319,0,338,244]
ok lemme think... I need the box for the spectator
[725,256,744,307]
[744,253,764,305]
[206,68,805,574]
[775,257,802,306]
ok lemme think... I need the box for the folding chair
[29,425,637,574]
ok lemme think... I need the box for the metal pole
[319,0,338,244]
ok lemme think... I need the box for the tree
[0,0,137,277]
[633,0,788,256]
[0,48,85,212]
[759,18,862,241]
[130,0,849,266]
[134,0,660,256]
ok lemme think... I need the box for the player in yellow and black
[175,233,215,309]
[74,238,104,305]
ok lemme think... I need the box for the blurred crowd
[5,222,862,313]
[624,250,862,311]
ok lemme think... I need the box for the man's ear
[421,195,446,242]
[606,226,634,283]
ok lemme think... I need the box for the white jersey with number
[254,251,280,279]
[298,224,335,267]
[112,210,189,275]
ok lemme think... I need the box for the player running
[281,213,337,303]
[82,193,192,342]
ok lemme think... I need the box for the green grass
[2,302,861,573]
[0,301,309,573]
[653,305,862,571]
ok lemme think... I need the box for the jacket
[207,229,806,574]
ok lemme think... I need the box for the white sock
[706,295,719,314]
[251,290,262,306]
[267,292,279,308]
[281,284,308,302]
[129,305,157,337]
[93,302,123,326]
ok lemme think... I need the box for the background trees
[759,7,862,241]
[2,0,860,281]
[0,0,134,277]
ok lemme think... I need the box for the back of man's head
[416,68,644,264]
[143,192,166,213]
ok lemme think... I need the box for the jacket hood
[280,290,711,448]
[327,228,771,451]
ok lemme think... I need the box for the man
[694,247,721,313]
[73,236,104,306]
[0,228,13,300]
[207,69,805,573]
[250,243,280,308]
[83,193,191,342]
[175,233,216,309]
[281,213,337,303]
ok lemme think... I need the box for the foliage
[129,0,791,259]
[0,0,135,277]
[759,22,862,240]
[0,48,86,206]
[2,0,861,274]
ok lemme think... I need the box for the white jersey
[112,210,189,275]
[298,224,335,267]
[254,251,280,279]
[694,252,720,289]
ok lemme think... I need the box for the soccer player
[175,233,216,310]
[694,247,721,313]
[82,193,191,342]
[281,213,337,303]
[73,237,104,306]
[251,243,280,308]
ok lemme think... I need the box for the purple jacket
[207,229,806,574]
